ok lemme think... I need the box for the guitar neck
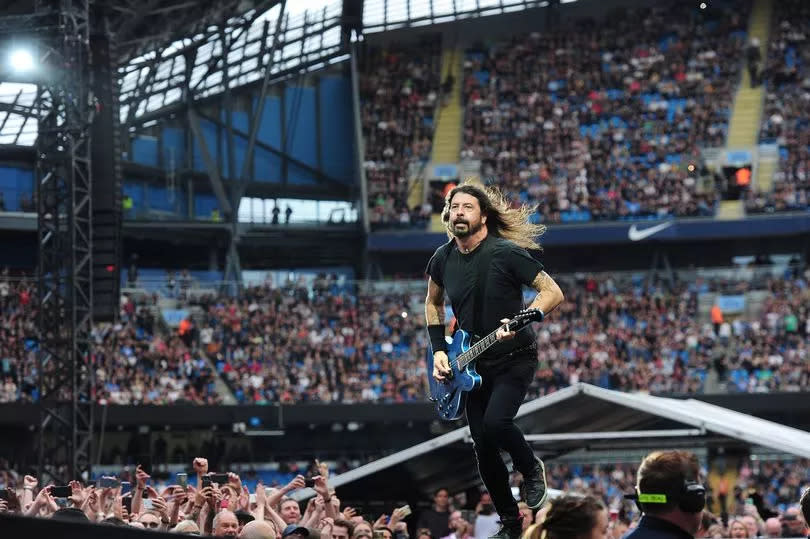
[457,328,502,370]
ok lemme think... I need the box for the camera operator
[626,450,706,539]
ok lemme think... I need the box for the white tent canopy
[324,383,810,502]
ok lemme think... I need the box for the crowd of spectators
[751,0,810,214]
[0,452,808,538]
[197,276,426,404]
[91,293,224,405]
[0,270,223,405]
[359,38,442,229]
[526,267,810,397]
[4,262,810,406]
[539,456,810,537]
[198,265,810,405]
[460,1,748,224]
[0,457,414,537]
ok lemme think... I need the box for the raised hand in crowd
[373,513,389,530]
[150,496,171,530]
[21,474,37,508]
[25,484,57,517]
[193,456,209,481]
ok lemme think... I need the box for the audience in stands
[359,38,442,229]
[92,294,223,405]
[199,276,426,404]
[753,0,810,215]
[3,261,810,405]
[0,275,223,405]
[461,2,748,224]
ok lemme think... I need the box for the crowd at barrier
[0,453,809,538]
[0,457,410,537]
[459,1,748,225]
[359,38,442,229]
[752,0,810,215]
[3,263,810,405]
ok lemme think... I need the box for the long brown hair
[536,494,606,539]
[441,179,546,251]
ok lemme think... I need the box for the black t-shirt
[624,515,694,538]
[425,236,543,365]
[416,508,450,539]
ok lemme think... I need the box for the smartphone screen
[211,473,229,484]
[177,473,188,488]
[142,499,154,510]
[51,486,71,498]
[120,481,132,495]
[99,476,119,488]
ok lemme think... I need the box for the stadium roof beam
[187,107,233,217]
[195,109,352,194]
[240,0,286,186]
[111,0,277,63]
[120,2,345,125]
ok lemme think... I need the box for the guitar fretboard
[457,330,501,370]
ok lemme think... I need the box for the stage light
[699,2,707,9]
[9,49,34,72]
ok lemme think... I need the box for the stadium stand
[6,0,810,538]
[752,0,810,214]
[360,37,442,229]
[7,259,809,406]
[461,1,749,224]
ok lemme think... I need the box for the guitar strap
[472,239,493,341]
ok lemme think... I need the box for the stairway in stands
[719,0,773,219]
[431,48,463,165]
[424,46,464,231]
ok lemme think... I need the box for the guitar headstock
[506,309,544,331]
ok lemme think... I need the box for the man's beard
[452,219,483,238]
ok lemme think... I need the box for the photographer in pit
[626,450,706,539]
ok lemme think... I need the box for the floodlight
[9,49,34,72]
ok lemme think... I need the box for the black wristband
[427,324,447,353]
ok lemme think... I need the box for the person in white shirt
[473,492,500,539]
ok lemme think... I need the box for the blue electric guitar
[427,309,544,421]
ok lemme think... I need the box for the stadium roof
[0,1,348,143]
[328,383,810,503]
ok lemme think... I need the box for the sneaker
[488,514,523,539]
[523,458,548,509]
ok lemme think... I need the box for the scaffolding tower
[35,0,95,483]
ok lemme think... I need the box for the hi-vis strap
[638,493,668,503]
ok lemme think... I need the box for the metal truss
[361,0,555,33]
[35,0,94,483]
[120,0,346,126]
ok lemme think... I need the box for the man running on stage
[424,181,564,539]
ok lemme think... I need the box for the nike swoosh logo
[628,221,674,241]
